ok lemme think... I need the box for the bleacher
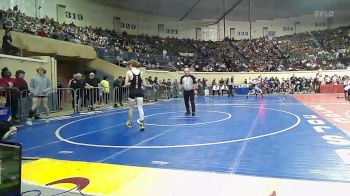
[1,7,350,72]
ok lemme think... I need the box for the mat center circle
[138,110,231,126]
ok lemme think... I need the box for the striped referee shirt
[180,75,196,91]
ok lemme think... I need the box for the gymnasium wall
[1,0,348,41]
[87,58,127,79]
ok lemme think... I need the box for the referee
[180,68,198,116]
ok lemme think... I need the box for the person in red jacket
[12,70,28,122]
[14,70,28,93]
[0,68,15,89]
[0,68,16,121]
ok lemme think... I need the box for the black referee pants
[184,89,195,113]
[228,85,234,97]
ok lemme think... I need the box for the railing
[19,88,76,121]
[1,81,324,123]
[9,85,180,122]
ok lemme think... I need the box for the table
[320,84,344,93]
[234,87,249,95]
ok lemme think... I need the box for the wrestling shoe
[26,119,33,126]
[126,121,132,128]
[45,118,51,123]
[139,122,145,131]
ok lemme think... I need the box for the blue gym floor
[8,95,350,183]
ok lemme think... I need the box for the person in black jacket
[69,73,85,112]
[2,30,20,56]
[112,76,124,107]
[226,76,234,97]
[84,72,100,111]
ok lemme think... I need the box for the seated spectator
[0,68,19,121]
[212,79,220,96]
[2,30,20,56]
[0,11,5,30]
[0,96,17,140]
[38,28,47,37]
[3,18,13,30]
[13,5,18,12]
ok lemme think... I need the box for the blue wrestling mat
[8,95,350,183]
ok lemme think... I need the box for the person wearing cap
[26,67,51,125]
[124,59,151,131]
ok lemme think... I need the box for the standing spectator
[202,78,207,90]
[0,68,15,91]
[14,70,28,93]
[219,78,225,96]
[100,76,110,105]
[57,81,63,110]
[226,76,234,97]
[69,73,84,112]
[26,67,51,125]
[2,30,20,56]
[162,49,167,60]
[153,77,159,101]
[166,79,172,98]
[153,77,159,84]
[68,74,77,87]
[147,76,153,85]
[12,70,28,122]
[112,76,124,107]
[196,79,203,96]
[314,72,322,93]
[84,72,100,111]
[173,79,179,98]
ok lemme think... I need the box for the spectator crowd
[1,6,350,73]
